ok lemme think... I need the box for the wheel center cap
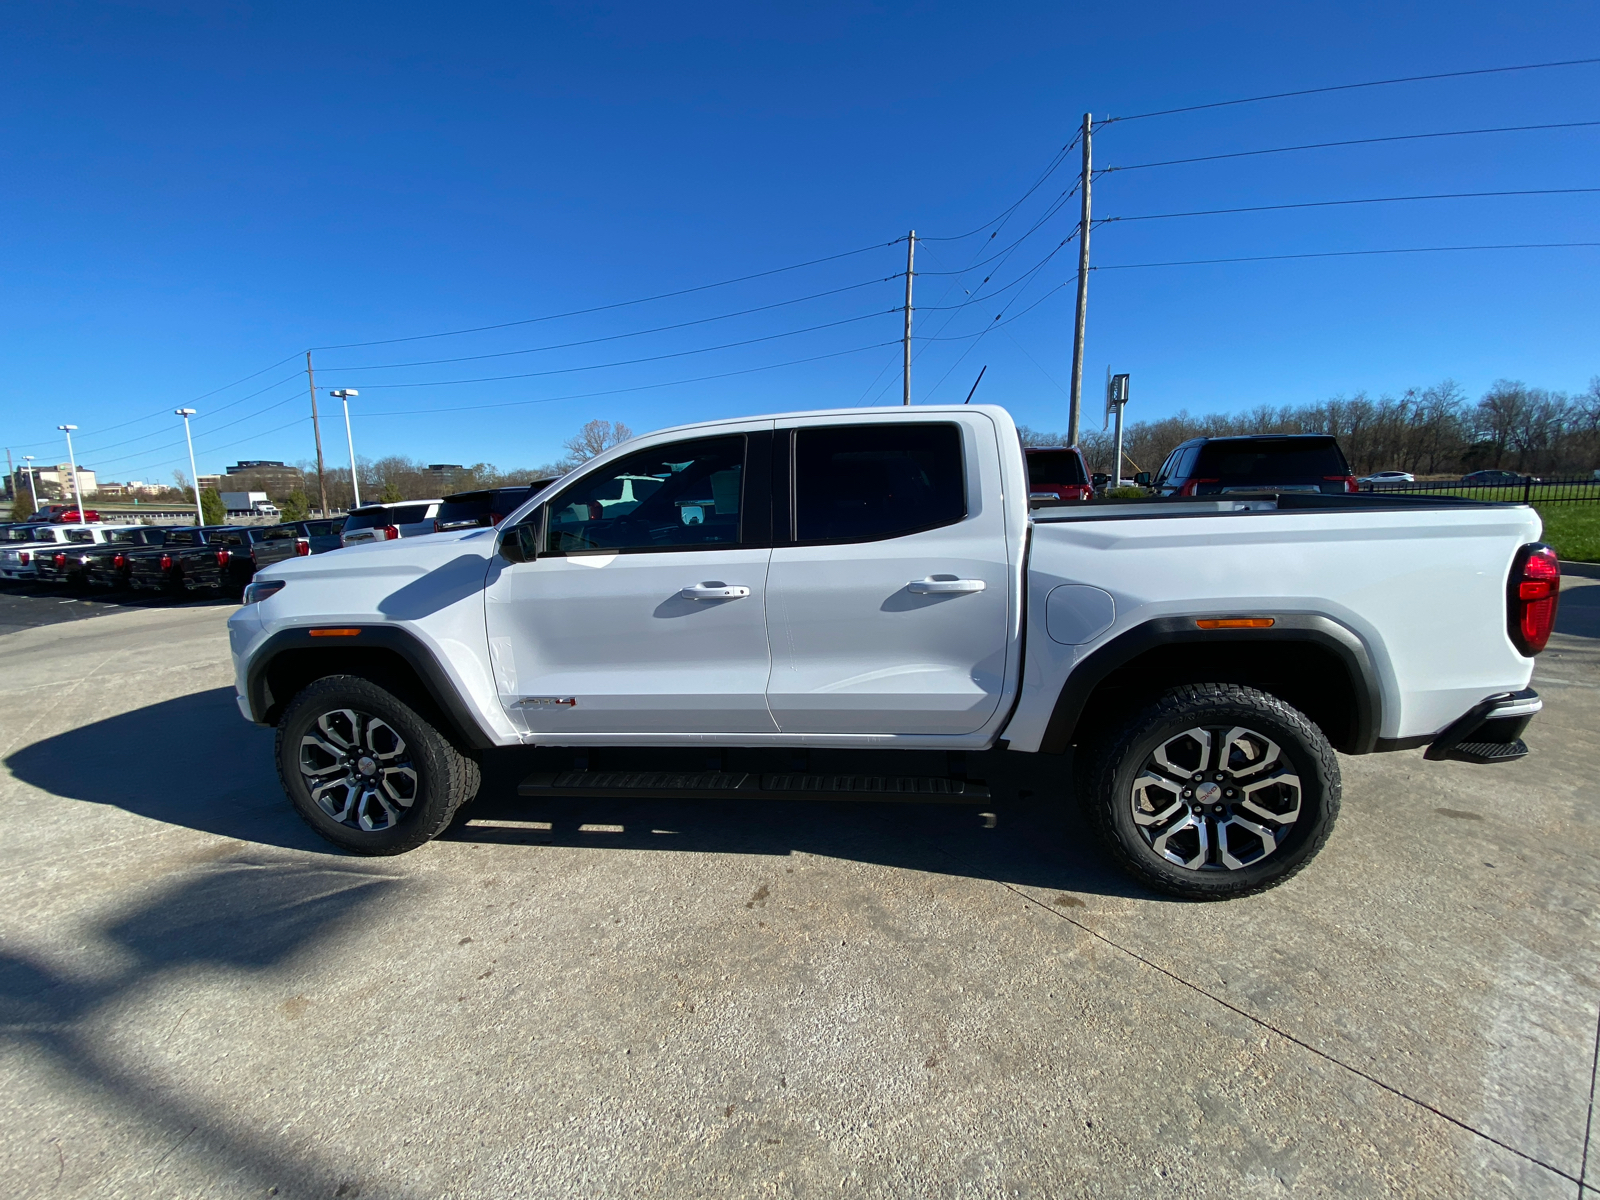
[357,756,378,777]
[1195,781,1223,805]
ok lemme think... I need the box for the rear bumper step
[1425,688,1539,765]
[518,770,990,804]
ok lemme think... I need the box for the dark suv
[1151,435,1358,497]
[433,483,558,533]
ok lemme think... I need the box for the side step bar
[518,770,989,804]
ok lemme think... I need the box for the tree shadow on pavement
[0,856,405,1197]
[7,687,1156,901]
[1555,581,1600,639]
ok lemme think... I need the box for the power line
[338,311,898,390]
[356,341,901,418]
[1098,187,1600,225]
[1103,56,1600,124]
[307,239,905,352]
[71,371,305,462]
[1093,241,1600,271]
[1101,120,1600,173]
[322,277,898,373]
[917,131,1082,242]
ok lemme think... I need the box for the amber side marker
[309,628,363,637]
[1195,617,1275,629]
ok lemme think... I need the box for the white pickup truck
[227,405,1561,899]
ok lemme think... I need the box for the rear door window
[389,504,431,524]
[793,423,965,544]
[544,436,745,555]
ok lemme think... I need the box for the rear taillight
[432,519,443,533]
[159,553,172,571]
[295,538,311,556]
[1509,543,1561,656]
[1326,475,1360,493]
[18,551,29,564]
[489,511,505,525]
[53,552,67,568]
[113,553,126,569]
[383,524,400,541]
[216,548,231,567]
[1178,478,1219,497]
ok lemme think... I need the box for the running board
[517,769,989,804]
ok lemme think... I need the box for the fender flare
[1036,613,1382,755]
[246,625,496,750]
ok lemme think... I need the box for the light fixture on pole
[56,425,84,524]
[22,455,39,513]
[330,389,361,509]
[175,408,202,526]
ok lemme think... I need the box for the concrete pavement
[1,581,1596,1198]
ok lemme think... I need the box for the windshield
[65,529,97,543]
[1026,449,1088,487]
[1193,438,1350,485]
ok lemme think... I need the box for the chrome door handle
[680,583,752,600]
[908,577,986,594]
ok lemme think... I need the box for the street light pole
[331,389,361,509]
[57,425,84,524]
[22,455,39,513]
[175,408,202,526]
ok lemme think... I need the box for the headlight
[242,578,286,605]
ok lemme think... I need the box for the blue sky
[2,1,1596,483]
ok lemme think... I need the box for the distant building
[426,464,467,487]
[224,460,304,495]
[14,463,98,500]
[197,474,224,492]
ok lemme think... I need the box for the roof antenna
[963,365,988,405]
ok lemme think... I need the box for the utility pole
[305,352,330,518]
[1067,112,1093,447]
[902,230,915,406]
[4,448,12,502]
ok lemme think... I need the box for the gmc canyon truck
[228,405,1559,900]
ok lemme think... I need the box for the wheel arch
[1038,615,1381,756]
[248,626,495,751]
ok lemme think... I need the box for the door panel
[764,418,1013,736]
[483,429,776,736]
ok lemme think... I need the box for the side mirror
[498,511,541,563]
[1134,472,1151,487]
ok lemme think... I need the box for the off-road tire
[277,674,481,855]
[1088,683,1341,901]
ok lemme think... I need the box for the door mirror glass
[1134,471,1151,487]
[498,511,542,563]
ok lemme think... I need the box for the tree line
[1028,378,1600,480]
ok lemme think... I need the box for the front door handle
[680,583,752,600]
[908,576,986,595]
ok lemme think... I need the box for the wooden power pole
[305,352,330,518]
[902,230,915,406]
[1067,112,1092,447]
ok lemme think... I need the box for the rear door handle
[908,577,986,594]
[680,583,752,600]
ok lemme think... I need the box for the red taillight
[216,548,231,567]
[53,552,67,568]
[1325,475,1360,493]
[1178,478,1219,497]
[295,538,311,556]
[18,551,29,564]
[1509,543,1561,656]
[383,524,400,541]
[432,519,443,533]
[113,553,125,569]
[159,553,172,571]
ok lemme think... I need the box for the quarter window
[793,423,965,544]
[544,435,745,555]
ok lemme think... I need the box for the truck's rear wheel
[276,675,480,855]
[1089,683,1340,900]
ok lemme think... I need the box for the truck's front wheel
[276,675,480,855]
[1089,684,1340,900]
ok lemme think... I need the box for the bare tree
[562,419,634,467]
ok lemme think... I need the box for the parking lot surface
[1,581,1597,1198]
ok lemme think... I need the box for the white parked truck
[220,491,279,517]
[228,405,1560,899]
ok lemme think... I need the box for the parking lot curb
[1561,560,1600,580]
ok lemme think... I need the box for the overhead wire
[1102,56,1600,124]
[1100,120,1600,174]
[1097,187,1600,225]
[1093,241,1600,271]
[916,130,1082,242]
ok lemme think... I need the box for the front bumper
[1425,689,1541,765]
